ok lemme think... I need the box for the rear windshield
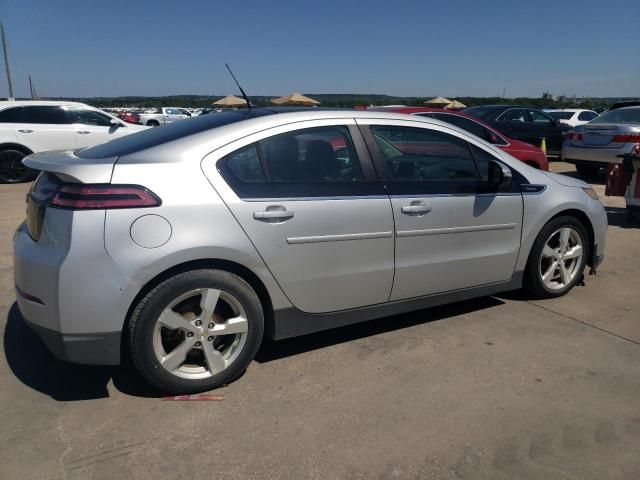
[548,111,574,120]
[77,110,272,159]
[589,108,640,125]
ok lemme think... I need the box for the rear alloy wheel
[0,149,34,183]
[129,269,264,393]
[523,216,588,299]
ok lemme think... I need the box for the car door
[202,120,395,313]
[13,106,76,152]
[527,109,562,152]
[66,107,125,148]
[357,118,523,301]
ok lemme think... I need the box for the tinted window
[0,106,21,123]
[549,111,574,120]
[370,126,478,182]
[578,111,598,121]
[78,110,272,159]
[498,109,526,122]
[18,106,68,124]
[67,108,113,127]
[528,110,553,124]
[420,113,508,146]
[464,106,501,119]
[225,144,265,182]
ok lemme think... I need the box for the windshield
[77,110,272,159]
[548,111,574,120]
[589,108,640,125]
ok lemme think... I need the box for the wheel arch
[121,258,275,359]
[0,143,33,155]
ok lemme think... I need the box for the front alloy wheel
[539,227,584,290]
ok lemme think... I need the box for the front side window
[218,126,373,199]
[498,109,526,122]
[18,106,69,124]
[0,107,21,123]
[528,110,553,124]
[370,126,478,182]
[67,108,113,127]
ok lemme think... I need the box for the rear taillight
[49,184,161,210]
[568,131,582,141]
[612,134,640,143]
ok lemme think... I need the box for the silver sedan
[14,108,607,393]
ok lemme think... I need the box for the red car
[116,111,141,125]
[369,107,549,170]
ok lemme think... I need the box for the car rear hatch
[577,124,640,149]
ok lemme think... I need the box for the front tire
[128,269,264,394]
[0,149,35,183]
[523,216,589,299]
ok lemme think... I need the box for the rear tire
[575,162,600,179]
[0,148,35,183]
[128,269,264,394]
[523,216,589,299]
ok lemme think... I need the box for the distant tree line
[40,93,633,110]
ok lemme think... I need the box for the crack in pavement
[527,301,640,347]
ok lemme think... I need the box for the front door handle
[254,206,294,222]
[401,203,432,215]
[18,129,33,133]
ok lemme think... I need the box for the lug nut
[207,336,214,341]
[186,332,194,337]
[195,341,201,347]
[208,323,214,329]
[195,320,202,326]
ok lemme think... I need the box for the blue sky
[1,0,639,98]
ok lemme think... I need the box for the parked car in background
[463,105,571,156]
[546,109,599,127]
[370,106,548,170]
[14,108,606,393]
[116,111,142,125]
[563,106,640,177]
[138,107,192,127]
[0,101,148,183]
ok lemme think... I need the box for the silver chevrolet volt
[13,108,607,393]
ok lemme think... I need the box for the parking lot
[1,162,639,479]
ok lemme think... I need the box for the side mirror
[110,118,121,128]
[487,160,512,190]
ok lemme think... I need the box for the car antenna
[225,63,252,109]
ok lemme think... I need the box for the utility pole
[502,87,506,98]
[28,74,34,99]
[1,22,14,99]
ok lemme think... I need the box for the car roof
[546,109,592,113]
[0,100,88,109]
[79,107,505,161]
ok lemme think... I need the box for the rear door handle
[77,131,91,134]
[18,129,33,133]
[254,207,294,222]
[401,203,432,215]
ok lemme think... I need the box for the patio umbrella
[445,100,467,109]
[424,96,452,107]
[213,95,248,107]
[271,92,320,106]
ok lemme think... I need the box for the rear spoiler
[23,150,117,183]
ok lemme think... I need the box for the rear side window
[498,109,526,122]
[578,111,598,121]
[218,126,380,199]
[0,107,21,122]
[419,113,508,146]
[18,106,69,124]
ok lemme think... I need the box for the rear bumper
[22,315,121,365]
[563,142,636,165]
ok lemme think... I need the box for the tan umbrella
[445,100,467,109]
[271,92,320,106]
[424,96,452,107]
[213,95,248,107]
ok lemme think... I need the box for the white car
[0,101,148,183]
[138,107,192,127]
[546,109,599,127]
